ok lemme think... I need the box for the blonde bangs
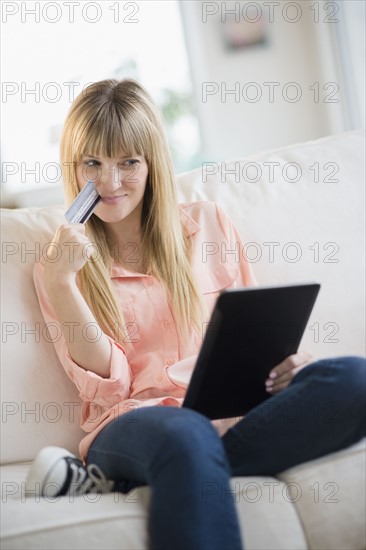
[70,98,154,168]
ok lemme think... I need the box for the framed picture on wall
[222,12,267,50]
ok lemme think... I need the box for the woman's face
[76,151,149,225]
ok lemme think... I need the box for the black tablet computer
[182,282,320,419]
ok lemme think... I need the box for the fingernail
[269,372,277,379]
[265,379,273,386]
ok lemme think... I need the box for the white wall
[180,0,357,162]
[335,0,365,128]
[2,1,364,208]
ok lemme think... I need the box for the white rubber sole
[25,446,76,497]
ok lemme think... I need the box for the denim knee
[297,355,365,386]
[293,355,366,420]
[150,408,229,469]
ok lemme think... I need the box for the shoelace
[85,464,114,494]
[68,461,114,495]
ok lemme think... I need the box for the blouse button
[166,358,175,366]
[163,321,171,329]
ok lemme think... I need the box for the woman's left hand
[265,350,315,394]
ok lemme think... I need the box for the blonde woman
[26,79,366,550]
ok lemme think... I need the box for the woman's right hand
[43,223,97,294]
[36,224,113,377]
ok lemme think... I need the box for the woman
[26,79,365,550]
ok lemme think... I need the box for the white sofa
[1,130,365,550]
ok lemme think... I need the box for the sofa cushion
[0,462,149,550]
[1,464,307,550]
[2,439,365,550]
[278,438,366,550]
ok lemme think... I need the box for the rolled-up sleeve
[33,262,132,407]
[215,202,258,288]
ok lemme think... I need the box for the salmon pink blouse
[33,201,257,461]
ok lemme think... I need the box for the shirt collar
[110,204,201,278]
[179,203,201,237]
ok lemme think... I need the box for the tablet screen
[182,283,320,419]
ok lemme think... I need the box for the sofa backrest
[176,129,365,360]
[1,206,84,463]
[1,130,364,464]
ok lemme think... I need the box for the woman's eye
[123,159,139,167]
[83,160,100,167]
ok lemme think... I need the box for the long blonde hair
[60,78,207,347]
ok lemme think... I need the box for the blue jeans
[87,356,366,550]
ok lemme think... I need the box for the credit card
[64,180,101,224]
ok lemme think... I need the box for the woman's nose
[95,164,122,193]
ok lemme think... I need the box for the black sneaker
[25,446,114,497]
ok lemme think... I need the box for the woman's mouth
[101,194,127,205]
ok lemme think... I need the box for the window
[1,1,201,198]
